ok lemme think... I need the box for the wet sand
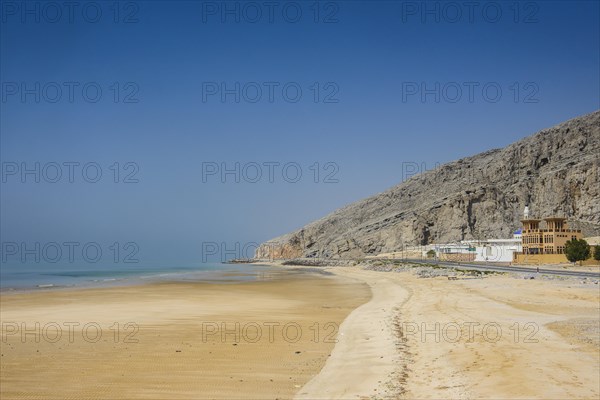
[0,272,370,399]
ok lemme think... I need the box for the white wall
[474,243,521,262]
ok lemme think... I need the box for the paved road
[381,258,600,279]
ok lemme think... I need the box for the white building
[513,229,522,241]
[434,243,473,255]
[428,230,523,263]
[465,238,522,263]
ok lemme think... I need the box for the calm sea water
[0,262,280,291]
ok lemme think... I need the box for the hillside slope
[256,111,600,259]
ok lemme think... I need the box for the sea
[0,262,283,292]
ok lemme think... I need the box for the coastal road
[379,258,600,279]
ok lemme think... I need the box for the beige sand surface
[296,269,410,399]
[3,264,598,399]
[298,267,600,399]
[0,273,370,399]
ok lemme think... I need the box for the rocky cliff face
[256,111,600,259]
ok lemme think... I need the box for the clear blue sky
[1,1,599,264]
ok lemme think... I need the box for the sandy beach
[0,271,370,399]
[298,266,600,399]
[2,265,599,399]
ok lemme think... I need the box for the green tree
[594,245,600,261]
[565,239,591,265]
[426,249,436,259]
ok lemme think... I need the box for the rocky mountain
[256,111,600,259]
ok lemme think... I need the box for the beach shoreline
[0,269,370,399]
[2,262,599,399]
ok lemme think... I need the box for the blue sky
[1,0,599,264]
